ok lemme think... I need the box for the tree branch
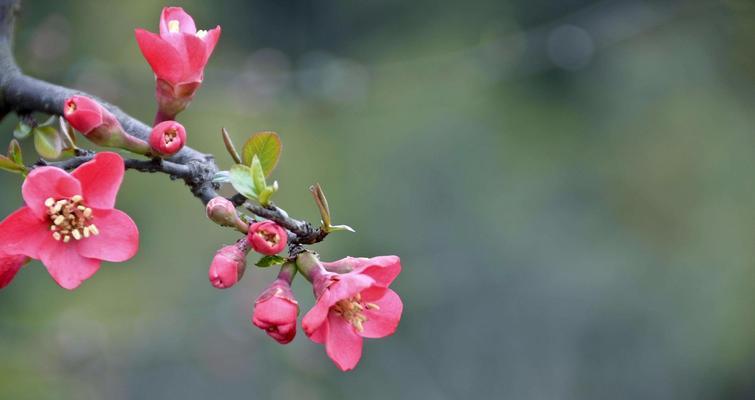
[0,0,327,247]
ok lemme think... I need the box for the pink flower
[247,221,287,255]
[208,244,246,289]
[252,278,299,344]
[0,152,139,290]
[64,96,150,154]
[0,253,29,289]
[149,120,186,157]
[302,256,403,371]
[134,7,221,119]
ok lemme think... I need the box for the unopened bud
[206,196,248,232]
[208,243,247,289]
[63,95,150,154]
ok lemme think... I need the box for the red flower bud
[206,197,248,232]
[63,96,150,154]
[149,121,186,157]
[247,221,287,255]
[252,278,299,344]
[208,244,247,289]
[134,7,221,120]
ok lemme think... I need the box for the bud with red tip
[247,221,287,255]
[63,95,150,154]
[0,253,29,289]
[134,7,221,121]
[208,242,248,289]
[149,121,187,157]
[206,196,248,232]
[252,262,299,344]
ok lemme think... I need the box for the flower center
[65,99,76,114]
[257,230,280,246]
[163,128,177,145]
[45,195,99,243]
[333,293,380,332]
[168,20,180,33]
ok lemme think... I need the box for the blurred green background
[1,0,754,398]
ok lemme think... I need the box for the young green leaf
[255,255,286,268]
[309,183,332,228]
[58,117,77,148]
[250,155,267,193]
[229,164,257,200]
[212,171,231,183]
[33,126,63,159]
[0,155,27,174]
[13,121,32,140]
[8,139,23,166]
[241,131,281,176]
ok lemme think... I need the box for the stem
[295,250,325,283]
[277,261,297,284]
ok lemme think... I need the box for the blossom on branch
[135,7,221,121]
[0,152,139,290]
[301,255,403,371]
[252,272,299,344]
[247,221,287,255]
[149,120,187,157]
[208,243,247,289]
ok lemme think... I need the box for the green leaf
[255,255,286,268]
[309,183,332,228]
[229,164,257,200]
[33,126,63,160]
[212,171,231,183]
[8,139,22,165]
[326,224,356,233]
[241,131,281,176]
[38,115,56,127]
[250,155,267,193]
[13,122,32,140]
[0,155,26,174]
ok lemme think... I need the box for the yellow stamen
[71,229,81,240]
[168,20,180,33]
[196,29,208,39]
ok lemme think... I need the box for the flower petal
[39,241,100,290]
[71,152,124,210]
[303,289,332,335]
[76,209,139,262]
[135,28,184,84]
[203,26,221,59]
[360,289,403,339]
[160,7,197,36]
[325,313,363,371]
[308,322,327,344]
[355,255,401,288]
[0,253,28,289]
[0,207,55,259]
[22,167,81,219]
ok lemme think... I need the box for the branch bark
[0,0,327,247]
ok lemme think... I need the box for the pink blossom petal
[71,152,124,210]
[203,26,221,59]
[303,289,332,335]
[22,167,81,219]
[160,7,197,36]
[76,209,138,262]
[354,255,401,288]
[325,313,363,371]
[135,28,185,84]
[0,253,28,289]
[0,207,55,259]
[39,241,100,290]
[360,289,403,339]
[308,322,327,344]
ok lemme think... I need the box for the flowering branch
[0,1,403,371]
[0,0,325,246]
